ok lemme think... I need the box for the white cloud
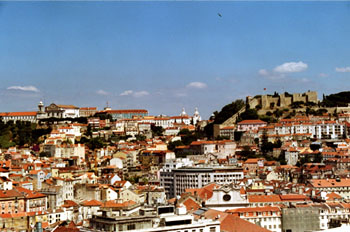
[258,69,285,80]
[96,89,110,95]
[273,61,308,73]
[319,73,328,77]
[335,67,350,73]
[175,93,187,97]
[133,91,149,97]
[120,90,133,96]
[186,82,207,89]
[120,90,149,97]
[7,85,39,92]
[258,69,269,76]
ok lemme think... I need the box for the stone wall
[258,91,318,110]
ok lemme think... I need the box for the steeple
[38,101,44,113]
[194,107,199,116]
[192,107,201,125]
[180,108,187,116]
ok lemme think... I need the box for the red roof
[15,186,46,199]
[0,112,37,117]
[62,200,79,208]
[185,183,219,200]
[220,214,271,232]
[200,209,270,232]
[81,199,103,207]
[80,107,97,110]
[182,198,201,212]
[102,200,137,208]
[237,120,267,125]
[106,109,148,114]
[248,195,281,203]
[56,104,79,109]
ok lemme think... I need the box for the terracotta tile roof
[0,212,27,218]
[310,178,350,188]
[0,167,9,172]
[105,109,148,114]
[182,198,201,212]
[53,224,80,232]
[185,183,219,200]
[248,195,281,203]
[198,209,270,232]
[245,158,264,164]
[62,200,78,208]
[102,200,137,208]
[168,198,176,204]
[237,120,267,125]
[220,214,271,232]
[0,189,23,198]
[0,111,37,117]
[15,186,46,199]
[80,107,97,110]
[226,206,280,213]
[81,199,103,207]
[326,192,342,201]
[56,104,79,109]
[279,194,310,201]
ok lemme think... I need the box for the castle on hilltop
[247,91,318,110]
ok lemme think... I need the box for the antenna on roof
[104,101,111,111]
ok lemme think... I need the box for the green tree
[151,125,164,136]
[212,99,245,124]
[215,135,230,140]
[204,99,245,139]
[168,140,184,151]
[86,137,105,150]
[240,146,256,158]
[135,134,146,141]
[237,109,259,122]
[313,152,323,163]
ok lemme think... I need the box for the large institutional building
[160,164,244,199]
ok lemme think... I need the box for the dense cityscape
[1,91,350,231]
[1,1,350,232]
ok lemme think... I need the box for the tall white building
[159,159,193,199]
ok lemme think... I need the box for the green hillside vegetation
[0,119,51,148]
[322,91,350,107]
[204,99,245,138]
[211,99,245,124]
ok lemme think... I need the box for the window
[210,227,216,232]
[127,224,135,230]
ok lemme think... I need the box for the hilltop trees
[204,99,245,138]
[0,120,51,148]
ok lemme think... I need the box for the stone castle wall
[254,91,318,110]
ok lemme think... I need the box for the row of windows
[176,227,216,232]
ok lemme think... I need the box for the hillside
[322,91,350,107]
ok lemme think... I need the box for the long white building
[160,165,244,198]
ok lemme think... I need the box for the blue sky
[1,2,350,119]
